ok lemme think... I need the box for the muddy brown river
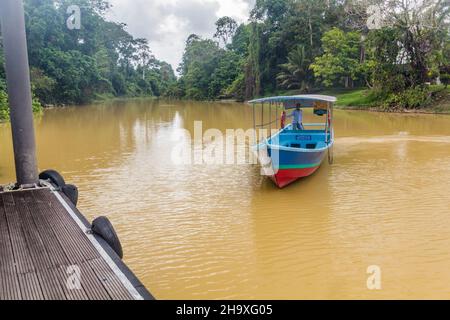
[1,99,450,299]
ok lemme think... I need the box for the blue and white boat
[249,95,336,188]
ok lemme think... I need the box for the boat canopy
[248,94,337,109]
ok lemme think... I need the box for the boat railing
[257,122,326,129]
[303,123,326,127]
[255,119,279,128]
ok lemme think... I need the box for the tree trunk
[360,35,366,64]
[245,63,255,101]
[308,15,313,48]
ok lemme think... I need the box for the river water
[1,99,450,299]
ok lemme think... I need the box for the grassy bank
[276,86,450,114]
[320,88,378,107]
[328,86,449,114]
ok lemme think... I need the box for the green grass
[274,86,450,113]
[320,88,377,107]
[278,88,378,108]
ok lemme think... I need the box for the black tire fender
[91,216,123,259]
[39,170,66,188]
[62,184,78,207]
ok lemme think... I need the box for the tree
[186,34,200,46]
[0,89,8,121]
[178,36,223,100]
[30,67,57,105]
[12,0,176,106]
[214,17,238,47]
[311,28,363,88]
[229,24,251,57]
[277,45,312,91]
[368,0,450,88]
[440,65,450,88]
[135,38,153,80]
[209,51,241,97]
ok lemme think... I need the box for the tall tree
[214,17,238,47]
[277,45,312,91]
[368,0,450,88]
[311,28,363,88]
[135,38,153,80]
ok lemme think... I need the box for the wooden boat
[249,95,336,188]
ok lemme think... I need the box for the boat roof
[248,94,337,108]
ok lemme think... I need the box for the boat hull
[270,166,321,188]
[267,147,326,188]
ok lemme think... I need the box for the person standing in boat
[288,104,304,130]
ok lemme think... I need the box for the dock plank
[1,193,35,275]
[88,257,134,300]
[0,196,22,300]
[34,190,99,262]
[22,191,70,268]
[0,188,141,300]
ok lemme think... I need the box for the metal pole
[252,103,257,150]
[0,0,39,186]
[261,103,264,130]
[276,103,279,129]
[269,102,272,131]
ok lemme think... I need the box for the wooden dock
[0,0,153,301]
[0,186,152,300]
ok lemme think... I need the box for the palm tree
[277,45,312,91]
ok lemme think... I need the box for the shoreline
[249,86,450,115]
[91,95,157,104]
[336,105,450,115]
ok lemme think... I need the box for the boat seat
[280,141,328,149]
[316,141,327,149]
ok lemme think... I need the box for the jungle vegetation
[169,0,450,111]
[1,0,449,120]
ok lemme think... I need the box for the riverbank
[37,93,157,108]
[331,87,450,114]
[92,93,157,105]
[275,86,450,114]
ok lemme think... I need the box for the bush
[185,87,206,100]
[440,66,450,88]
[0,89,43,121]
[382,87,431,111]
[32,97,43,115]
[0,90,8,120]
[225,73,246,101]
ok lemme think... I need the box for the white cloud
[106,0,254,71]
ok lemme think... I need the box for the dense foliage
[0,0,176,120]
[1,0,448,115]
[174,0,449,109]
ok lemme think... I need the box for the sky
[106,0,255,71]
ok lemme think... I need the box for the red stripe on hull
[271,167,320,188]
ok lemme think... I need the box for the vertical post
[330,103,334,140]
[252,103,257,150]
[261,103,264,130]
[0,0,39,186]
[325,102,330,144]
[269,102,272,131]
[277,103,280,129]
